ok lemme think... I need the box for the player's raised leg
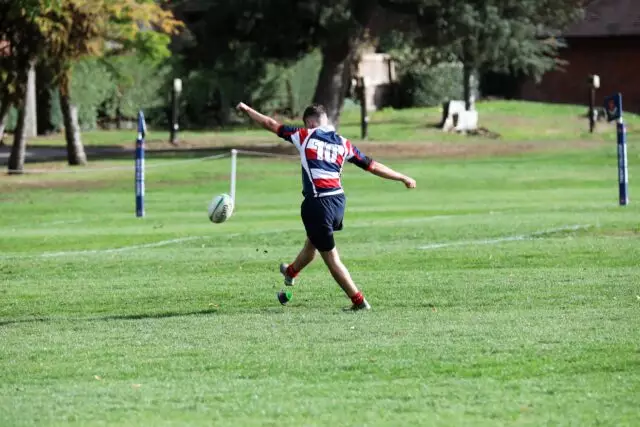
[319,248,371,311]
[280,238,316,286]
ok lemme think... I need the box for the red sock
[286,264,299,278]
[350,292,364,306]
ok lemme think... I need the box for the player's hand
[402,176,416,189]
[236,102,248,112]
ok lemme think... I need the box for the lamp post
[170,78,182,145]
[588,74,600,133]
[357,76,369,140]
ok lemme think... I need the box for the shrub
[70,58,114,129]
[395,62,479,108]
[99,54,170,126]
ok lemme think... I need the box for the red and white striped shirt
[277,125,374,198]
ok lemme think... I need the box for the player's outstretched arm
[369,161,416,189]
[236,102,280,133]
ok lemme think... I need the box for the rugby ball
[208,193,234,223]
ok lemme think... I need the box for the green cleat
[277,290,292,305]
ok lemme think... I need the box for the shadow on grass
[0,308,219,327]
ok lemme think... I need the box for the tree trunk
[285,78,295,117]
[312,43,356,127]
[24,63,37,138]
[0,97,9,144]
[116,97,122,130]
[8,105,28,175]
[463,63,472,111]
[8,67,29,174]
[59,70,87,166]
[309,2,378,126]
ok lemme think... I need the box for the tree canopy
[178,0,584,122]
[1,0,183,172]
[181,0,415,124]
[423,0,585,108]
[1,0,588,157]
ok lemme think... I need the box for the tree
[256,1,439,124]
[419,0,585,110]
[178,0,582,125]
[1,0,182,172]
[0,0,50,173]
[38,0,182,165]
[296,0,380,125]
[182,0,456,126]
[182,0,407,126]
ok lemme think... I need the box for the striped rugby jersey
[277,125,375,198]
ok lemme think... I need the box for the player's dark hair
[302,104,327,125]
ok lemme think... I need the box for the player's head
[303,104,329,128]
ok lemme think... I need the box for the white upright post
[230,149,237,202]
[25,64,37,138]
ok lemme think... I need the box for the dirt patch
[0,176,118,193]
[0,196,23,203]
[467,127,501,139]
[142,138,605,160]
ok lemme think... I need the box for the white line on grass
[417,224,592,250]
[3,213,567,260]
[12,236,207,259]
[1,214,460,259]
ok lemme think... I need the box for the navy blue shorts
[300,194,346,252]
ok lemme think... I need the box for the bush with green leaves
[162,49,322,129]
[4,59,111,133]
[3,50,323,133]
[380,31,479,108]
[70,58,114,129]
[395,62,481,108]
[285,50,321,117]
[44,54,170,131]
[99,54,170,125]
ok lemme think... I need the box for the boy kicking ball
[236,102,416,310]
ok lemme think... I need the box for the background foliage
[379,31,474,108]
[0,0,585,133]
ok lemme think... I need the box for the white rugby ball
[208,193,234,223]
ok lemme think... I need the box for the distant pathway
[0,138,605,165]
[0,144,134,163]
[0,141,292,165]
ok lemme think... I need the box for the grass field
[2,103,640,426]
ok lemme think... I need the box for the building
[353,51,397,112]
[519,0,640,113]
